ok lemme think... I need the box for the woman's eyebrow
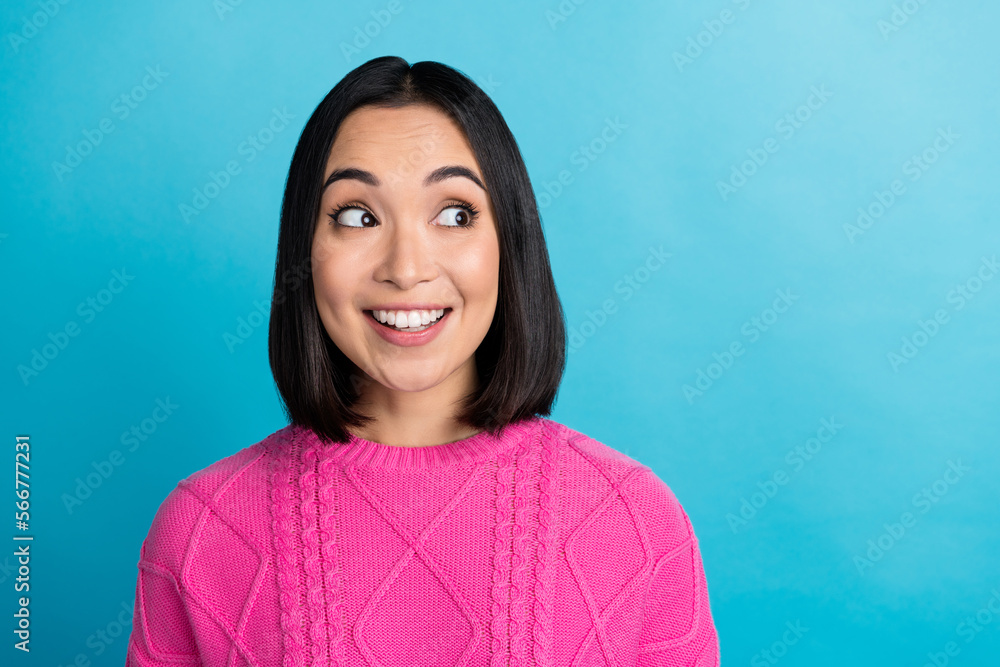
[424,165,486,191]
[323,165,486,192]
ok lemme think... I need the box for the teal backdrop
[2,0,998,664]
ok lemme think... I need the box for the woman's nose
[373,220,438,290]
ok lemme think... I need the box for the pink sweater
[125,416,719,667]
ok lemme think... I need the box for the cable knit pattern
[531,420,558,666]
[490,432,517,666]
[509,427,535,667]
[271,430,308,667]
[125,416,720,667]
[316,450,347,666]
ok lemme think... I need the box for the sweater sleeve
[636,471,721,667]
[125,486,204,666]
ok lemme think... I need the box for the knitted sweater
[125,416,719,667]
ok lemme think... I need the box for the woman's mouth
[365,308,452,333]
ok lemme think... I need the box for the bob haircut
[268,55,566,445]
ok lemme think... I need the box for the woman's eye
[437,206,474,227]
[335,207,377,228]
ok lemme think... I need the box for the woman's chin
[370,368,448,394]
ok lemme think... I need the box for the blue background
[2,0,998,664]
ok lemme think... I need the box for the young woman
[126,56,720,667]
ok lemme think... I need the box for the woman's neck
[348,358,481,447]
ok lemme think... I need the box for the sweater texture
[125,416,719,667]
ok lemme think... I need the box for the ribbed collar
[286,416,542,469]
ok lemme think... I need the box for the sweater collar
[287,416,542,469]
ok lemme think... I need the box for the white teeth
[372,308,446,329]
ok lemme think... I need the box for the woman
[125,56,720,667]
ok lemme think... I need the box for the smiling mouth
[365,308,452,333]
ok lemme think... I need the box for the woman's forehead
[334,105,463,149]
[325,106,482,181]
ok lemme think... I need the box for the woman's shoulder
[137,424,295,572]
[538,417,690,522]
[538,421,717,658]
[541,417,651,469]
[178,425,294,495]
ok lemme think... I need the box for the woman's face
[312,103,500,396]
